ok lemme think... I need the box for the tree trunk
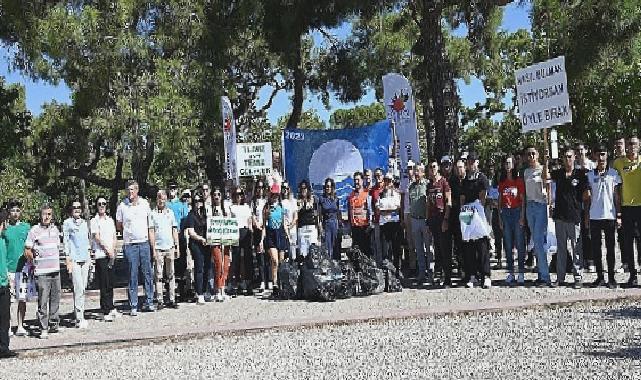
[109,150,124,217]
[286,37,304,130]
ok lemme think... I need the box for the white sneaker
[267,282,273,290]
[483,278,492,289]
[14,326,27,337]
[77,319,89,329]
[110,309,123,318]
[517,273,525,285]
[103,314,114,322]
[197,295,205,305]
[214,293,224,302]
[40,330,48,339]
[466,276,476,288]
[259,282,266,291]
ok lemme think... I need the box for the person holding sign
[378,173,402,275]
[296,180,320,260]
[262,191,288,296]
[210,187,232,302]
[185,193,211,305]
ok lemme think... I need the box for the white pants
[297,225,319,257]
[71,261,90,321]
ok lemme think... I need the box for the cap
[467,152,479,161]
[440,155,452,163]
[407,160,415,167]
[384,172,394,180]
[270,183,280,194]
[181,189,192,197]
[593,144,608,153]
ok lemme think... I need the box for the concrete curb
[14,288,641,358]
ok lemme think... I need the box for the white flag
[221,96,239,184]
[382,73,421,192]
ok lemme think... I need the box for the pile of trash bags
[276,244,402,302]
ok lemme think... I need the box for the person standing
[585,145,621,288]
[378,173,403,273]
[90,196,120,321]
[426,160,452,287]
[151,190,180,308]
[497,156,527,286]
[3,200,30,336]
[551,148,589,288]
[363,169,373,191]
[280,182,298,261]
[613,136,641,287]
[576,143,595,272]
[24,203,61,339]
[229,188,253,295]
[210,187,232,302]
[407,164,430,283]
[263,192,288,295]
[460,153,492,289]
[523,146,552,286]
[252,180,269,291]
[0,209,17,358]
[116,180,156,315]
[369,168,385,265]
[186,193,210,304]
[612,137,629,273]
[449,160,466,279]
[319,178,341,260]
[167,182,190,298]
[62,200,91,328]
[296,180,320,260]
[348,172,372,257]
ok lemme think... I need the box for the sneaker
[130,309,139,317]
[517,273,525,285]
[573,278,583,289]
[466,276,476,288]
[607,280,618,289]
[109,309,123,318]
[505,273,515,286]
[588,265,596,273]
[267,282,274,290]
[14,326,27,337]
[39,330,48,339]
[197,295,205,305]
[259,282,266,291]
[591,277,606,288]
[616,264,628,274]
[214,293,224,302]
[49,325,59,334]
[155,302,164,311]
[77,319,88,329]
[103,313,114,322]
[143,304,156,312]
[167,301,179,309]
[0,350,18,359]
[483,278,492,289]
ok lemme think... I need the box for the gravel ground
[3,300,641,379]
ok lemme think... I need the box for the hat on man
[181,189,192,198]
[593,144,608,153]
[440,155,452,163]
[467,152,479,161]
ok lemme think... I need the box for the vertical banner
[382,73,421,191]
[515,56,572,132]
[221,96,239,184]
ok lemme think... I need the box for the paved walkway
[9,272,641,356]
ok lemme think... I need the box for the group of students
[0,135,640,358]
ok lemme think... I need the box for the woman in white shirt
[280,182,298,261]
[377,173,402,274]
[229,187,253,295]
[251,180,269,291]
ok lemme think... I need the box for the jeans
[526,201,550,282]
[123,242,154,309]
[622,206,641,276]
[323,219,339,260]
[0,286,10,352]
[154,248,176,303]
[428,213,451,281]
[95,257,114,313]
[36,272,61,331]
[590,219,616,280]
[190,242,211,296]
[381,222,403,273]
[555,220,583,283]
[411,217,431,279]
[71,261,90,321]
[501,208,526,275]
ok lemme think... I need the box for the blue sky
[0,2,530,124]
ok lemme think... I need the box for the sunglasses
[72,205,82,209]
[213,192,221,196]
[527,152,537,156]
[9,208,20,212]
[97,201,107,206]
[429,165,439,168]
[564,155,574,159]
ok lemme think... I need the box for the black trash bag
[359,266,385,295]
[346,247,377,273]
[380,259,403,293]
[301,265,343,302]
[337,261,357,299]
[276,261,300,300]
[305,244,328,269]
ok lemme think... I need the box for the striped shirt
[25,224,61,276]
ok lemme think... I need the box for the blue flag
[283,120,392,211]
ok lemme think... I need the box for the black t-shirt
[551,168,588,223]
[297,197,318,228]
[461,171,490,204]
[186,210,207,238]
[449,174,464,210]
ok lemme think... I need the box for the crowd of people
[0,135,640,358]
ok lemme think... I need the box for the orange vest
[348,190,369,227]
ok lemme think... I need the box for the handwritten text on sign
[206,217,239,246]
[236,142,273,177]
[515,56,572,132]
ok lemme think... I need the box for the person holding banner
[296,180,320,260]
[319,178,341,260]
[229,187,253,295]
[210,187,232,302]
[185,193,211,305]
[252,180,270,291]
[280,182,298,261]
[348,172,372,258]
[262,191,288,296]
[378,173,403,274]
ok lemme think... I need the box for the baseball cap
[440,155,452,163]
[181,189,192,198]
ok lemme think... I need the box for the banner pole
[543,127,549,192]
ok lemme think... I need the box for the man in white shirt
[585,145,621,288]
[90,197,120,321]
[151,190,180,309]
[116,180,156,315]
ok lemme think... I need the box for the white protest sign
[515,56,572,132]
[236,142,273,177]
[206,217,239,246]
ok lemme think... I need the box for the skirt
[264,227,289,251]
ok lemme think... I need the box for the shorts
[264,227,289,251]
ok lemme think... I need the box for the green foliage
[329,103,386,129]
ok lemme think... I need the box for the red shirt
[369,184,384,224]
[427,177,450,216]
[498,177,525,209]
